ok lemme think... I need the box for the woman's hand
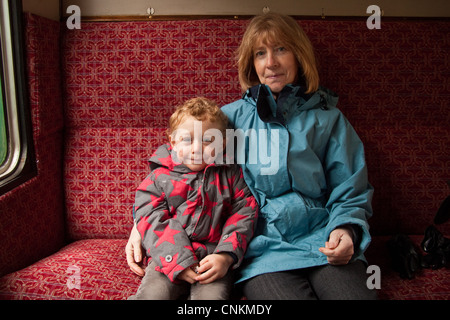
[195,253,234,284]
[125,224,146,276]
[319,228,354,265]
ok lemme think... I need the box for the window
[0,0,36,194]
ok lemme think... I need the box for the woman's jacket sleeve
[324,113,374,256]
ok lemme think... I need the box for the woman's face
[253,39,298,95]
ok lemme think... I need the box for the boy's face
[169,115,225,172]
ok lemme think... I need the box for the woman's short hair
[237,12,319,94]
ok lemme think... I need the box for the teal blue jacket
[221,84,374,283]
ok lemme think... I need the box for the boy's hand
[177,263,199,284]
[195,253,234,284]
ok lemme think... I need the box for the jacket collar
[244,83,338,125]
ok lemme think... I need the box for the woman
[126,12,376,300]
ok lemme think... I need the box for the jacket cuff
[337,224,362,249]
[225,252,238,265]
[154,253,198,283]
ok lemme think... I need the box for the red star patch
[192,242,207,252]
[153,167,171,180]
[169,205,177,218]
[209,172,229,195]
[183,245,199,261]
[169,178,194,200]
[160,209,171,221]
[224,213,247,228]
[201,191,218,219]
[154,224,182,247]
[136,218,152,240]
[246,197,259,211]
[158,253,185,282]
[146,192,166,210]
[158,153,177,169]
[183,189,201,217]
[227,174,236,188]
[233,186,246,200]
[137,177,154,191]
[207,222,222,243]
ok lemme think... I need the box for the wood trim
[78,15,253,22]
[74,14,449,23]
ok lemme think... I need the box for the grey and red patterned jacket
[133,143,258,282]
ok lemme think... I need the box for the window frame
[0,0,36,195]
[0,68,7,165]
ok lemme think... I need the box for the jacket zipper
[190,164,214,239]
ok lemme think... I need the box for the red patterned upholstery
[0,14,449,300]
[64,127,166,240]
[0,239,140,299]
[0,13,65,277]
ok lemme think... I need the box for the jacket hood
[244,84,339,125]
[149,143,180,172]
[149,143,230,173]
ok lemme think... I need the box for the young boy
[129,97,258,300]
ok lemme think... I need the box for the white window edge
[0,0,23,181]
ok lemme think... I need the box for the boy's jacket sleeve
[133,170,198,282]
[214,165,259,268]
